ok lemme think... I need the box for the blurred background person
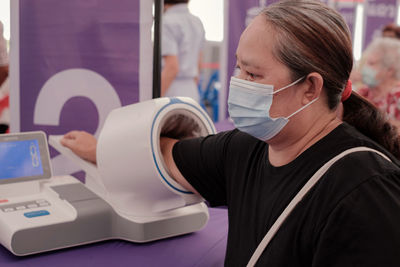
[350,23,400,92]
[161,0,205,103]
[357,37,400,128]
[382,23,400,39]
[0,20,9,134]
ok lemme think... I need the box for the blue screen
[0,139,44,179]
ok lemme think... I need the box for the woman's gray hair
[364,37,400,80]
[261,0,353,109]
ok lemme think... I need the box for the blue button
[24,210,50,218]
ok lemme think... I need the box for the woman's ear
[302,72,323,104]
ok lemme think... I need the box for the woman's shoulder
[311,153,400,261]
[312,147,400,216]
[206,129,263,147]
[303,123,400,169]
[331,147,399,176]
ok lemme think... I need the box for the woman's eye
[247,72,257,80]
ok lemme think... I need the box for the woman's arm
[61,131,199,195]
[160,137,200,195]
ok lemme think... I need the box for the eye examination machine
[0,97,216,255]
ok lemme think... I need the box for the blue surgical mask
[228,76,318,141]
[361,65,379,88]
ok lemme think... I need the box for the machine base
[2,178,208,256]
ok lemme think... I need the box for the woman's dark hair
[262,0,400,158]
[343,93,400,158]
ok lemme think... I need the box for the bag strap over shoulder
[247,147,391,267]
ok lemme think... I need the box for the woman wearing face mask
[357,37,400,128]
[61,0,400,266]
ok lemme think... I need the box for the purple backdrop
[17,0,144,178]
[19,0,140,135]
[337,3,357,40]
[227,0,259,83]
[226,0,259,117]
[363,0,398,49]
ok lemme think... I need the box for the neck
[268,115,341,166]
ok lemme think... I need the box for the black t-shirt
[172,123,400,267]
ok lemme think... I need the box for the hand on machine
[0,97,216,256]
[59,112,203,165]
[60,131,97,164]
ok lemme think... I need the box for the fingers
[58,130,97,164]
[63,130,83,140]
[60,136,74,148]
[60,131,87,148]
[60,135,81,151]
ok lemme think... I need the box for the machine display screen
[0,139,44,179]
[0,131,52,183]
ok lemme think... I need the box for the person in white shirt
[161,0,205,103]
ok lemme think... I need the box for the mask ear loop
[284,75,319,119]
[286,97,319,119]
[273,76,305,94]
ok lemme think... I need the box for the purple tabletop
[0,208,228,267]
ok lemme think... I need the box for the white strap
[247,147,391,267]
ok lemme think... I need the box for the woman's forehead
[240,15,273,46]
[236,16,278,68]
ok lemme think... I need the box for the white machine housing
[50,97,215,243]
[0,97,216,256]
[97,97,214,216]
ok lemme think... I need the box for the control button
[3,208,14,212]
[24,210,50,218]
[27,204,38,208]
[0,199,8,203]
[16,206,26,210]
[38,202,50,207]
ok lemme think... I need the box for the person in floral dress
[358,37,400,128]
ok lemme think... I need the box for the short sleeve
[162,20,178,56]
[172,131,236,206]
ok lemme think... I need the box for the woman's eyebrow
[235,54,262,69]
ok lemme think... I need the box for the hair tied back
[341,80,352,102]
